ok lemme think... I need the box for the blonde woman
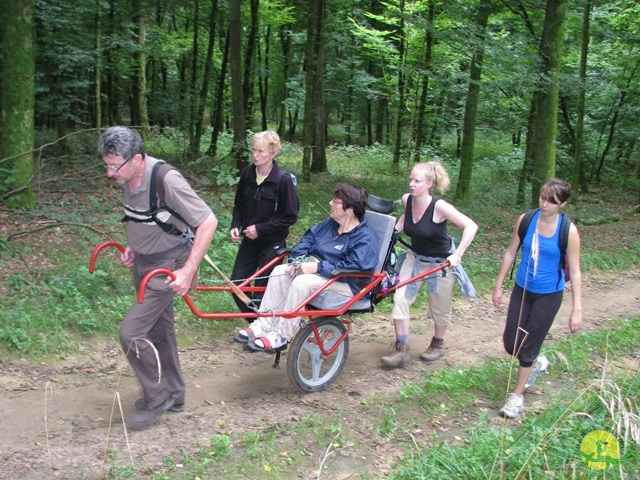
[381,162,478,368]
[229,130,299,315]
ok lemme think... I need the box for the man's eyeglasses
[105,156,132,173]
[330,197,344,205]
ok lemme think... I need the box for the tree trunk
[572,0,591,196]
[636,157,640,206]
[131,0,149,132]
[311,25,327,174]
[302,0,327,179]
[1,0,36,209]
[208,28,230,157]
[391,0,406,172]
[530,0,567,206]
[455,0,492,206]
[258,25,270,132]
[106,0,118,126]
[593,58,639,181]
[278,26,292,137]
[190,0,219,158]
[94,0,102,129]
[187,0,201,156]
[243,0,259,131]
[518,93,537,204]
[412,0,435,164]
[229,0,248,171]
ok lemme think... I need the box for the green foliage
[1,267,127,354]
[210,161,240,187]
[389,316,640,480]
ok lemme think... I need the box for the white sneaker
[499,393,524,418]
[525,355,549,389]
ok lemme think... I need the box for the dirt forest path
[1,267,638,479]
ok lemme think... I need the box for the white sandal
[238,321,267,342]
[254,331,288,351]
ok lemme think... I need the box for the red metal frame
[89,241,449,356]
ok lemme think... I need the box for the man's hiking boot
[419,337,445,362]
[499,393,524,419]
[135,397,184,413]
[127,396,176,431]
[525,355,549,389]
[381,340,410,368]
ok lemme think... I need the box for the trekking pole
[203,253,254,307]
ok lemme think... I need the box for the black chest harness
[121,161,194,241]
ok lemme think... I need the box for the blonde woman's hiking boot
[381,340,410,368]
[419,337,445,362]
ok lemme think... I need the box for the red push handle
[89,241,125,273]
[137,268,176,304]
[137,268,198,308]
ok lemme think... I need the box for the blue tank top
[515,210,565,294]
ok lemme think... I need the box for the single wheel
[286,317,349,393]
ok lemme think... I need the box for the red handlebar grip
[137,268,175,304]
[89,241,125,273]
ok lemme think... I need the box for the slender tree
[412,0,435,164]
[190,0,220,158]
[131,0,149,132]
[302,0,327,179]
[187,0,201,155]
[208,28,230,157]
[243,0,260,130]
[454,0,492,205]
[229,0,248,170]
[94,0,102,129]
[391,0,407,171]
[1,0,36,209]
[310,0,326,174]
[530,0,567,206]
[572,0,591,197]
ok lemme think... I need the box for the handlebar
[137,268,201,308]
[89,241,126,273]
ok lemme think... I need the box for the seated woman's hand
[296,262,319,275]
[287,262,318,275]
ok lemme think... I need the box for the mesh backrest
[364,210,396,273]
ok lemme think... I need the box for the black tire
[286,317,349,393]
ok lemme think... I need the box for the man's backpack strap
[151,162,194,239]
[151,161,175,208]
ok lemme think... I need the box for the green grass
[384,316,640,480]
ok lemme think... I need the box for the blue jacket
[290,217,379,294]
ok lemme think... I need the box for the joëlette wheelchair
[89,196,448,394]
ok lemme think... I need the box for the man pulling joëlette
[98,126,218,431]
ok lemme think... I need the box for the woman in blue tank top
[492,178,583,419]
